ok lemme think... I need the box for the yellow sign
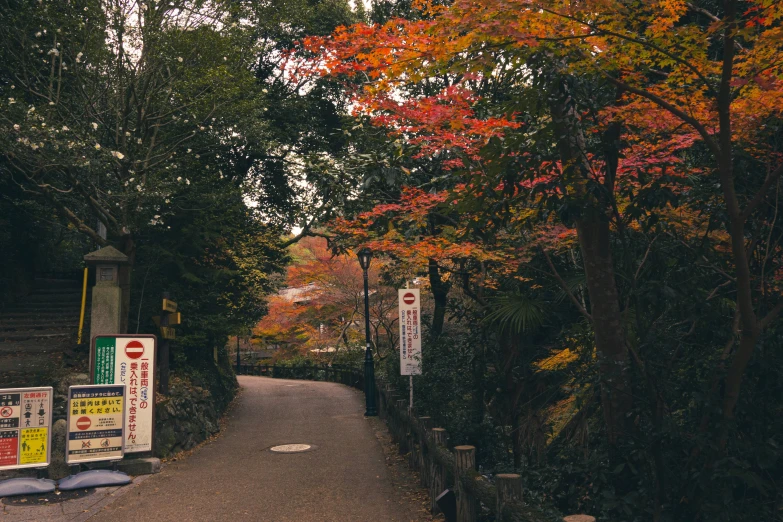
[168,312,181,326]
[162,299,177,313]
[19,428,47,465]
[160,327,176,340]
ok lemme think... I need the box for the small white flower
[35,32,42,37]
[187,149,192,153]
[176,176,182,182]
[195,154,200,159]
[112,151,125,160]
[263,107,268,111]
[94,143,101,150]
[91,122,98,130]
[183,119,188,123]
[177,57,183,62]
[125,131,131,137]
[185,179,190,185]
[262,88,268,94]
[13,124,20,131]
[223,56,227,61]
[136,185,142,191]
[165,199,170,203]
[62,126,69,131]
[27,106,35,113]
[128,177,134,182]
[10,85,14,89]
[154,214,160,219]
[49,101,55,105]
[8,98,15,104]
[30,143,39,150]
[199,126,205,131]
[107,190,111,195]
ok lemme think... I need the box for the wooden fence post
[396,400,407,453]
[454,445,477,522]
[429,428,447,514]
[418,416,432,487]
[496,474,522,521]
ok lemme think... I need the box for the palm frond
[484,292,547,334]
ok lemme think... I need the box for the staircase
[0,277,85,343]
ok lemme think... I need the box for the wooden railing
[238,364,594,522]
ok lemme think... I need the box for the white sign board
[66,384,125,464]
[91,335,156,453]
[0,387,53,470]
[399,289,422,375]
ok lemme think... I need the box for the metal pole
[363,267,378,416]
[77,267,88,344]
[409,375,413,411]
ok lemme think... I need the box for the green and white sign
[91,335,156,454]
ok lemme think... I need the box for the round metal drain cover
[269,444,313,453]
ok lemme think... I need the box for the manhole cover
[269,444,313,453]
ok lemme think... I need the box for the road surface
[89,376,423,521]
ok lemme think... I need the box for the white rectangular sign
[91,335,156,453]
[399,289,422,376]
[66,384,125,464]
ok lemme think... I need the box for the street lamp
[357,247,377,416]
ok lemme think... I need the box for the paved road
[89,376,422,522]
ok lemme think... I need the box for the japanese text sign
[66,384,125,464]
[91,335,156,454]
[0,387,53,470]
[398,289,422,376]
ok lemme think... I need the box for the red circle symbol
[403,292,416,305]
[125,340,145,359]
[0,407,12,418]
[76,416,91,430]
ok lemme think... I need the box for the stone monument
[84,246,129,338]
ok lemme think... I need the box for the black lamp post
[357,247,377,416]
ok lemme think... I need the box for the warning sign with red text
[398,289,422,376]
[91,335,156,453]
[66,384,125,464]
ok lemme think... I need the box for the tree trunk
[549,78,634,445]
[428,259,449,338]
[118,234,135,334]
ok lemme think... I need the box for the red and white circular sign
[0,407,12,418]
[76,416,91,430]
[125,340,145,359]
[403,292,416,305]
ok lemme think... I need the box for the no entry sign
[66,384,125,464]
[0,387,53,471]
[91,335,156,454]
[398,289,422,376]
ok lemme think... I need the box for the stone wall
[154,373,237,458]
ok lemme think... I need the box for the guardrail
[237,364,593,522]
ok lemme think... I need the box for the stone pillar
[84,246,129,338]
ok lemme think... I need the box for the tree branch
[541,248,591,320]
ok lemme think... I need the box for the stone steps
[0,330,73,342]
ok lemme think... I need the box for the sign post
[399,288,422,411]
[91,335,156,455]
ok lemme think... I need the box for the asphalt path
[89,376,421,521]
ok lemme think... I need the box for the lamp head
[357,247,373,270]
